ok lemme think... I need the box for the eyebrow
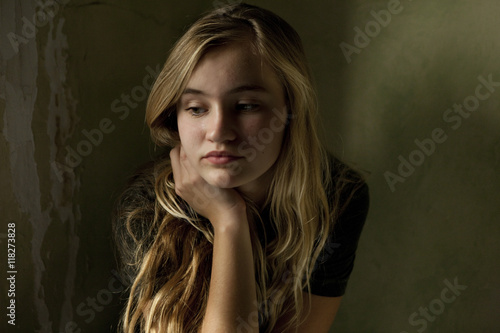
[182,84,268,96]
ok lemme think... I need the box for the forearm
[201,212,258,333]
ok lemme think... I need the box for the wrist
[211,209,249,235]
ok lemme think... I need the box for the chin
[204,171,240,189]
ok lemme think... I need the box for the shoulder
[307,154,369,297]
[326,154,370,221]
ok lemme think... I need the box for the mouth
[203,151,243,165]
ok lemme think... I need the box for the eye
[186,107,207,116]
[236,103,260,112]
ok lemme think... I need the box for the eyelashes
[184,103,261,116]
[236,103,260,112]
[185,107,207,116]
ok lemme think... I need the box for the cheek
[242,115,286,151]
[177,118,202,151]
[242,118,266,136]
[178,115,196,137]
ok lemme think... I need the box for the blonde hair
[114,3,360,332]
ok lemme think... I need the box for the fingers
[169,145,180,171]
[169,146,182,195]
[169,145,245,221]
[170,145,194,199]
[170,145,210,206]
[178,145,195,177]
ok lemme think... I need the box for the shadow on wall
[329,1,500,333]
[1,0,499,333]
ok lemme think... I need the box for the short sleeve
[307,181,370,297]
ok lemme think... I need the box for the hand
[169,145,247,227]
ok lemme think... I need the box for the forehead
[185,42,283,96]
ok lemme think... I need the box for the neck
[237,168,274,208]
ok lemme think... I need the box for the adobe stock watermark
[236,264,307,332]
[51,64,161,182]
[384,73,500,192]
[340,0,412,64]
[6,0,69,56]
[60,269,131,333]
[314,239,341,269]
[188,106,291,209]
[236,241,340,332]
[400,276,467,333]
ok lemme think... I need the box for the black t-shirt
[257,166,370,298]
[118,157,369,299]
[308,180,369,297]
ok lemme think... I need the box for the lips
[204,151,239,158]
[203,151,242,165]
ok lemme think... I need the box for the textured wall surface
[1,0,498,332]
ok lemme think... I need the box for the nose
[206,106,237,143]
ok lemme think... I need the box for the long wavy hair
[114,3,358,332]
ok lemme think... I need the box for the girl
[114,3,369,332]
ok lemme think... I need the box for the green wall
[1,0,498,332]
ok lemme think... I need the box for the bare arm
[202,212,258,332]
[170,146,258,333]
[272,293,342,333]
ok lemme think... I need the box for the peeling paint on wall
[1,2,52,331]
[1,2,79,332]
[1,1,499,332]
[44,17,80,332]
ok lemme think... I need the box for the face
[176,41,288,201]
